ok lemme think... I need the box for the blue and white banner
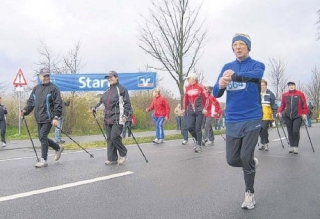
[43,72,157,91]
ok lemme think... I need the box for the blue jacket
[213,57,265,123]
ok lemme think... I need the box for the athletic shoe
[105,160,118,165]
[202,140,207,146]
[194,146,202,153]
[241,191,256,210]
[207,141,214,146]
[258,144,265,150]
[54,146,64,161]
[118,156,127,164]
[289,147,294,153]
[152,138,159,144]
[182,140,188,145]
[254,157,258,169]
[35,158,48,168]
[264,144,269,151]
[293,147,299,154]
[59,140,66,144]
[158,139,164,143]
[2,142,6,147]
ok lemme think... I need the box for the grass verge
[62,130,226,150]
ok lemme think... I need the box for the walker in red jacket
[146,88,171,144]
[277,81,308,154]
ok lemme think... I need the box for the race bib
[226,81,246,91]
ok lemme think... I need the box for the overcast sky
[1,0,319,98]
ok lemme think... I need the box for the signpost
[13,69,27,135]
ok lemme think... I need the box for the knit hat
[232,33,251,51]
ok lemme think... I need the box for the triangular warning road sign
[13,69,27,86]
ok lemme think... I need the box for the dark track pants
[226,128,260,193]
[259,120,271,144]
[203,116,214,142]
[0,120,6,143]
[186,111,204,146]
[37,123,60,160]
[181,115,189,141]
[106,124,127,161]
[284,117,302,147]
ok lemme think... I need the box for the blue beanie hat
[232,33,251,51]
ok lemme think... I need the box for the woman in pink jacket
[146,88,171,144]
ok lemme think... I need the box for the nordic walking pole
[56,126,94,158]
[221,134,226,141]
[92,111,108,142]
[127,126,148,163]
[275,125,284,149]
[22,116,40,162]
[277,116,290,146]
[303,120,315,152]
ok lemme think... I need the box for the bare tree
[62,41,85,74]
[0,81,8,95]
[316,9,320,40]
[266,57,288,99]
[35,39,61,74]
[60,41,85,132]
[304,66,320,114]
[137,0,207,103]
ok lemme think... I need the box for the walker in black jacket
[92,70,133,165]
[21,68,64,168]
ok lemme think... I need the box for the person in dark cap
[21,67,64,168]
[277,81,308,154]
[91,70,133,165]
[213,33,265,210]
[0,96,8,147]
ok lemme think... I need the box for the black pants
[181,115,189,141]
[37,123,60,160]
[186,111,204,146]
[284,117,302,147]
[259,120,271,144]
[226,128,260,193]
[0,120,6,143]
[106,124,127,161]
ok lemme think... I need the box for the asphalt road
[0,126,319,219]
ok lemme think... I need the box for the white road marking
[0,171,134,202]
[272,137,287,141]
[0,148,106,162]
